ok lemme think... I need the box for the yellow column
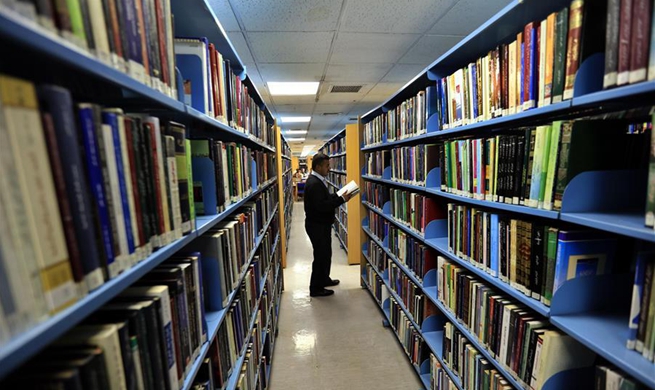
[291,157,299,172]
[275,124,288,268]
[346,122,364,266]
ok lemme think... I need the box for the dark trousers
[305,220,332,292]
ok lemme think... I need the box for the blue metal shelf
[0,230,198,378]
[281,155,292,161]
[363,201,425,242]
[329,169,347,175]
[0,11,186,113]
[572,80,655,107]
[550,312,655,389]
[327,180,340,190]
[560,211,655,243]
[329,151,347,157]
[333,225,348,254]
[194,177,277,236]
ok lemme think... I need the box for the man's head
[312,153,330,177]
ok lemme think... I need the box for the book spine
[87,0,111,63]
[120,118,143,261]
[563,0,584,100]
[544,13,556,103]
[528,126,546,208]
[649,4,655,80]
[543,122,562,211]
[647,117,655,226]
[124,119,148,255]
[627,255,648,349]
[64,0,88,48]
[538,125,552,207]
[165,136,182,239]
[552,8,569,102]
[605,0,621,87]
[538,20,546,107]
[552,121,573,210]
[636,261,653,352]
[186,140,195,225]
[78,0,95,51]
[118,0,145,82]
[629,0,652,83]
[132,0,150,84]
[618,0,634,85]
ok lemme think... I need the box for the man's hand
[342,191,353,202]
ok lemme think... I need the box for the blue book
[102,111,136,257]
[471,64,479,119]
[553,230,617,296]
[426,85,438,121]
[117,0,143,66]
[627,252,652,350]
[439,78,448,129]
[39,86,104,291]
[520,41,525,107]
[528,25,537,109]
[490,214,499,277]
[78,104,116,276]
[175,37,210,114]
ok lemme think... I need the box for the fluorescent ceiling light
[280,116,311,123]
[301,145,316,157]
[287,137,306,142]
[268,82,319,96]
[284,130,308,135]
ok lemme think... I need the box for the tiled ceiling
[212,0,513,153]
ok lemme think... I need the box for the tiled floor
[269,203,423,390]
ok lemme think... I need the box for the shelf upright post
[275,123,288,268]
[345,122,365,268]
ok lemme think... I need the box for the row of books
[390,144,438,186]
[364,264,386,304]
[442,321,514,390]
[364,149,389,177]
[367,210,391,248]
[282,157,291,174]
[0,76,198,347]
[628,253,655,363]
[438,120,648,211]
[603,0,655,89]
[388,297,430,371]
[321,135,346,156]
[434,0,597,130]
[175,38,275,146]
[447,203,617,306]
[594,364,645,390]
[327,171,346,189]
[334,217,348,252]
[281,140,292,160]
[2,255,207,390]
[363,181,390,209]
[437,255,596,390]
[363,89,431,146]
[330,155,346,172]
[189,139,274,215]
[367,239,388,274]
[389,188,442,236]
[430,354,458,390]
[388,261,431,326]
[1,0,177,98]
[386,226,433,284]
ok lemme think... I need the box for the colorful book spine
[563,0,584,100]
[628,0,652,83]
[617,0,634,85]
[605,0,622,88]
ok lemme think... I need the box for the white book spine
[87,0,111,64]
[165,137,183,240]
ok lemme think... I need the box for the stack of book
[0,76,196,347]
[367,209,389,243]
[364,263,387,304]
[443,321,513,390]
[389,297,430,369]
[438,120,648,211]
[434,0,604,129]
[595,364,645,389]
[1,0,178,98]
[431,354,458,390]
[364,150,390,177]
[175,38,274,146]
[363,181,390,209]
[368,239,389,273]
[364,90,430,146]
[388,261,432,326]
[390,144,439,185]
[437,256,597,390]
[389,188,442,235]
[2,255,206,390]
[627,252,655,362]
[386,227,435,284]
[447,203,617,305]
[331,155,346,172]
[320,135,346,156]
[327,171,346,188]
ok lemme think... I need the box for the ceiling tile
[271,94,317,105]
[429,0,512,36]
[347,102,377,117]
[324,63,393,83]
[367,83,405,97]
[314,103,355,115]
[341,0,456,33]
[381,64,426,83]
[274,104,316,115]
[330,33,420,64]
[230,0,342,32]
[248,32,334,63]
[208,0,241,31]
[227,32,254,63]
[258,63,325,82]
[399,34,463,64]
[316,84,374,104]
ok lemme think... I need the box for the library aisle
[269,203,422,390]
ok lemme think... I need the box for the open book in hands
[337,180,360,198]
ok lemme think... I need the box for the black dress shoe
[310,289,334,297]
[326,279,340,286]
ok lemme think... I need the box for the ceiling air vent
[349,117,358,121]
[322,112,342,116]
[329,85,362,93]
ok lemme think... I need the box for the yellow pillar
[291,157,299,172]
[346,122,364,266]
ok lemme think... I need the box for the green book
[542,121,562,210]
[65,0,87,45]
[528,125,548,208]
[185,140,195,226]
[551,7,569,103]
[541,227,559,305]
[646,113,655,227]
[538,124,553,207]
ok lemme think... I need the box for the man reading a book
[304,153,354,297]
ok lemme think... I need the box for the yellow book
[544,13,557,105]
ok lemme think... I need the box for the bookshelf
[320,129,349,255]
[0,1,284,389]
[359,0,655,389]
[277,127,293,268]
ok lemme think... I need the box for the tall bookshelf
[277,127,293,268]
[0,1,284,389]
[320,129,349,255]
[359,0,655,389]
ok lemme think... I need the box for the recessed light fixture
[287,137,306,142]
[280,116,311,123]
[284,130,308,135]
[301,145,316,157]
[268,82,319,96]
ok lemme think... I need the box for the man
[304,153,353,297]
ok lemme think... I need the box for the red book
[153,0,169,87]
[563,0,584,99]
[146,122,165,237]
[618,0,634,85]
[208,44,221,118]
[628,0,652,83]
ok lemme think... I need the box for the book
[628,252,652,350]
[337,180,360,197]
[628,0,652,84]
[618,0,634,85]
[605,0,622,87]
[563,0,584,100]
[552,7,569,103]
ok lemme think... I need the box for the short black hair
[312,152,329,170]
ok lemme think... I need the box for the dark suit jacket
[304,174,345,225]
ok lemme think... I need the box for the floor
[269,202,423,390]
